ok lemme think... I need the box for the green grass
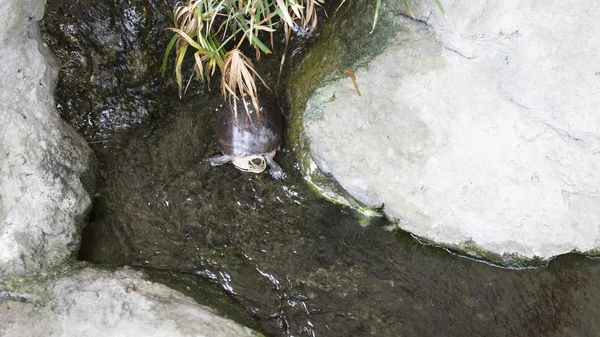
[162,0,446,117]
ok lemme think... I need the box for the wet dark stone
[41,0,175,144]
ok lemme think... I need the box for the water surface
[41,1,600,336]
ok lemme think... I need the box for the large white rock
[303,0,600,260]
[0,0,94,277]
[0,268,260,337]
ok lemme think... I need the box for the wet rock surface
[298,0,600,260]
[41,0,173,144]
[0,267,260,337]
[0,0,95,278]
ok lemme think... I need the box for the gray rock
[0,268,261,337]
[0,0,95,277]
[300,1,600,260]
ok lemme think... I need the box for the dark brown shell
[216,96,283,156]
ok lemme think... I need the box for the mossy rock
[285,0,399,210]
[283,1,566,267]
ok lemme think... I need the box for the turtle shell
[216,96,283,157]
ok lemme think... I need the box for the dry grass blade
[335,0,346,14]
[346,67,361,96]
[174,0,201,36]
[165,0,447,104]
[193,49,211,82]
[300,0,324,31]
[168,28,203,50]
[276,0,297,27]
[221,49,268,120]
[288,0,304,20]
[167,0,447,113]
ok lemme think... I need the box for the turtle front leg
[209,155,233,167]
[265,155,286,179]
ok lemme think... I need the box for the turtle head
[231,155,267,173]
[247,156,267,173]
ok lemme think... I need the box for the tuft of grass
[221,48,267,118]
[163,0,445,118]
[163,0,325,117]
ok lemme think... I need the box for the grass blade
[402,0,415,19]
[167,27,204,50]
[275,0,295,27]
[370,0,381,34]
[176,43,189,98]
[161,34,178,77]
[433,0,446,16]
[251,34,272,54]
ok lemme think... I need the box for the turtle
[209,96,286,179]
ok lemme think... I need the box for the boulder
[0,267,261,337]
[0,0,95,277]
[291,0,600,261]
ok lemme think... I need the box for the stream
[41,0,600,336]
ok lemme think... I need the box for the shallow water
[42,1,600,336]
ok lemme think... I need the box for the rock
[0,0,95,277]
[0,267,261,337]
[292,0,600,261]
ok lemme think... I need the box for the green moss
[455,239,548,268]
[0,276,40,301]
[0,261,89,306]
[584,248,600,257]
[404,235,552,269]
